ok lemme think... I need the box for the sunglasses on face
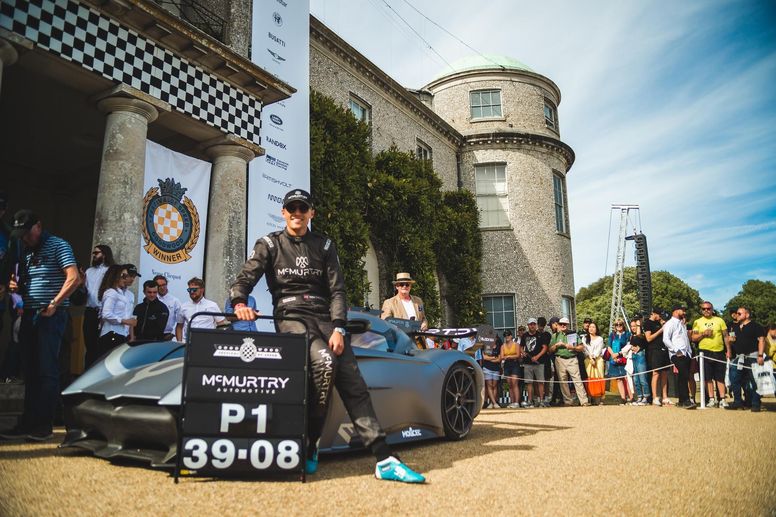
[396,283,411,288]
[187,287,201,293]
[701,307,712,310]
[285,203,310,214]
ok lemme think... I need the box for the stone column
[93,95,159,272]
[203,143,256,306]
[0,39,19,98]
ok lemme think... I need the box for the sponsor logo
[266,136,287,150]
[317,348,333,404]
[276,0,287,6]
[267,48,286,62]
[268,32,286,47]
[295,256,309,268]
[212,338,282,362]
[277,266,323,278]
[201,373,289,394]
[401,427,423,439]
[269,114,283,126]
[142,178,200,264]
[269,213,285,223]
[262,173,291,188]
[266,154,289,170]
[272,11,283,26]
[268,193,283,204]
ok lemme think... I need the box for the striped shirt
[22,233,76,309]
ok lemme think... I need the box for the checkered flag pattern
[1,0,262,144]
[153,204,183,242]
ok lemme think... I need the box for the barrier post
[699,352,706,409]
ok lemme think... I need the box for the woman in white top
[94,265,136,364]
[584,322,606,405]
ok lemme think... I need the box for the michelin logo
[401,427,423,438]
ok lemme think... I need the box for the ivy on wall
[309,90,372,302]
[309,91,484,326]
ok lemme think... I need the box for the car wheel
[442,364,477,440]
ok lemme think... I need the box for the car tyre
[441,364,477,440]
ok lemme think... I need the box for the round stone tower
[424,55,576,326]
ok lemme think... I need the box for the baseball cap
[282,189,313,209]
[559,317,570,324]
[549,316,560,324]
[527,317,538,324]
[125,264,142,277]
[11,209,40,238]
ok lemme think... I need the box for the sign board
[175,315,308,481]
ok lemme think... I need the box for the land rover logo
[270,114,283,126]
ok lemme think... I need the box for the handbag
[586,363,606,398]
[752,359,776,396]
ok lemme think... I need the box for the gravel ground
[1,401,775,517]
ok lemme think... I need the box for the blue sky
[310,0,776,309]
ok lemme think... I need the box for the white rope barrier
[484,355,692,385]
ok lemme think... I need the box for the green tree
[309,91,372,303]
[436,191,485,326]
[724,280,776,324]
[367,146,443,324]
[576,268,702,336]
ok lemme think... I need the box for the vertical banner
[139,140,212,303]
[248,0,310,318]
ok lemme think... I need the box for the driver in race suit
[230,189,425,483]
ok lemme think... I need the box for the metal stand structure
[608,204,641,334]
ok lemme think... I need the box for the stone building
[0,0,292,304]
[0,1,575,334]
[310,20,576,330]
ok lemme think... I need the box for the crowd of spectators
[476,302,773,411]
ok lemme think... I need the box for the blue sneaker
[374,456,425,483]
[305,448,319,474]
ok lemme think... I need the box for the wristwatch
[334,327,347,336]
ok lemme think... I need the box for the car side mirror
[345,319,371,335]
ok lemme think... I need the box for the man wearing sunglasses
[725,306,766,412]
[691,301,729,407]
[230,189,425,483]
[380,272,428,331]
[175,277,224,342]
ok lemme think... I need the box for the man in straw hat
[380,272,428,330]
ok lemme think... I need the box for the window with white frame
[553,172,568,234]
[483,295,515,336]
[349,94,371,125]
[544,99,558,130]
[561,296,575,328]
[416,139,432,162]
[475,163,509,228]
[470,89,502,119]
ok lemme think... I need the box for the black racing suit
[230,229,387,457]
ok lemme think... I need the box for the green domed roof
[431,54,534,81]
